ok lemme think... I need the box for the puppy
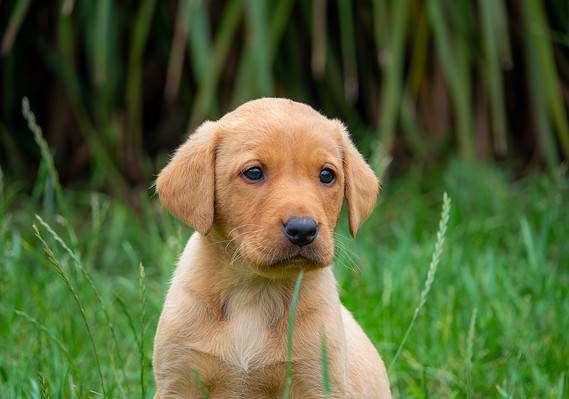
[153,98,391,398]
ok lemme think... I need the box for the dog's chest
[224,305,270,370]
[216,286,287,372]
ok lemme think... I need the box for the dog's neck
[176,232,336,324]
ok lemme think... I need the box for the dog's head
[156,98,378,276]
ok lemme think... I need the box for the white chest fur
[220,282,288,372]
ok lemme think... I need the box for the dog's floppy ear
[336,121,379,237]
[156,121,219,235]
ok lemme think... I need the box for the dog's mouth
[263,248,325,269]
[230,232,333,271]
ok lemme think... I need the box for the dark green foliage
[1,0,568,193]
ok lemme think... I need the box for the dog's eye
[242,166,264,182]
[319,168,336,184]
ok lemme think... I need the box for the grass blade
[1,0,32,55]
[283,270,304,399]
[311,0,327,78]
[320,329,331,398]
[522,0,569,160]
[189,0,242,128]
[376,0,410,155]
[191,367,210,399]
[22,98,68,216]
[556,372,566,399]
[187,0,213,82]
[115,295,140,348]
[389,192,451,371]
[480,0,508,155]
[269,0,295,54]
[126,0,157,152]
[245,0,272,95]
[34,214,128,397]
[61,0,75,15]
[32,224,108,398]
[39,373,51,399]
[53,12,128,194]
[337,0,358,100]
[165,0,190,101]
[466,307,478,399]
[372,0,389,67]
[139,263,147,399]
[93,0,111,85]
[407,4,428,99]
[230,0,293,106]
[427,1,475,161]
[14,310,78,376]
[522,0,563,170]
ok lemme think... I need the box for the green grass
[1,100,568,398]
[1,159,567,398]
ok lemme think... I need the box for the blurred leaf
[525,17,560,169]
[245,0,272,95]
[0,122,25,175]
[269,0,295,53]
[372,0,389,67]
[187,0,213,82]
[400,95,428,159]
[94,0,111,85]
[523,0,569,160]
[427,0,475,161]
[320,330,331,397]
[126,0,157,150]
[54,9,126,193]
[408,3,429,99]
[165,0,191,101]
[189,0,242,128]
[480,0,508,155]
[61,0,75,15]
[337,0,358,100]
[1,0,32,55]
[376,0,410,155]
[22,98,67,218]
[493,0,512,67]
[231,0,294,107]
[311,0,327,78]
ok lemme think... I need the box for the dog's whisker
[230,237,267,265]
[226,224,264,238]
[217,228,267,257]
[332,231,350,240]
[210,225,266,246]
[332,243,360,272]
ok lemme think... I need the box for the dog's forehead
[225,97,320,117]
[217,99,340,156]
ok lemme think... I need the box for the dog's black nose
[283,218,318,246]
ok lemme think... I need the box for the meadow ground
[0,160,567,398]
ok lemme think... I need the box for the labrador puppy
[153,98,391,398]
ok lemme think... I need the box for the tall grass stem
[466,307,478,399]
[32,224,108,397]
[22,98,68,216]
[283,270,305,398]
[34,215,128,395]
[139,262,147,399]
[388,192,451,371]
[320,329,331,398]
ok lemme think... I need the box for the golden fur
[153,98,391,398]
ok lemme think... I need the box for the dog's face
[156,98,378,277]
